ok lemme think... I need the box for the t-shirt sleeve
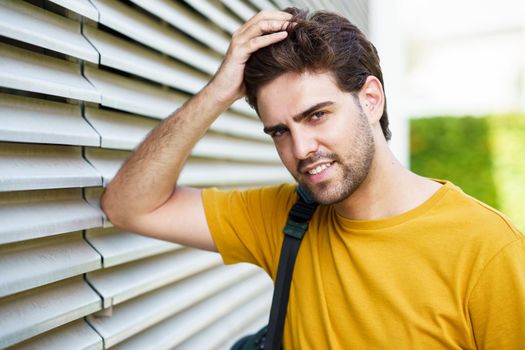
[201,183,297,276]
[468,237,525,349]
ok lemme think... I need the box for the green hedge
[410,115,525,232]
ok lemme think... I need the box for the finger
[245,31,288,53]
[241,19,294,40]
[248,10,293,24]
[238,10,293,35]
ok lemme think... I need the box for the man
[101,7,525,349]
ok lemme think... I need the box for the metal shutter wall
[0,1,364,349]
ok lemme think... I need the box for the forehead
[257,71,346,123]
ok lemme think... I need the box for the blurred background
[398,0,525,232]
[0,0,523,349]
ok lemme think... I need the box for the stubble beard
[295,110,375,205]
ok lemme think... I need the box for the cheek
[275,145,296,169]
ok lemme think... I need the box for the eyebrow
[263,101,335,135]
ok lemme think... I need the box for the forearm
[101,83,231,224]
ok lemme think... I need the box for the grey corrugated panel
[0,142,102,191]
[179,162,292,186]
[0,231,101,298]
[129,0,229,54]
[48,0,98,22]
[175,291,271,350]
[0,0,98,63]
[220,0,257,21]
[247,0,278,10]
[111,275,272,350]
[0,43,101,103]
[216,315,268,350]
[192,133,280,162]
[84,107,158,150]
[89,0,221,75]
[86,226,181,268]
[86,248,222,308]
[0,276,101,349]
[86,264,258,348]
[84,187,110,227]
[211,110,269,142]
[84,66,258,122]
[83,148,128,187]
[83,25,207,95]
[85,107,268,152]
[183,0,241,34]
[84,147,291,187]
[0,188,102,244]
[231,99,258,118]
[9,319,102,350]
[0,93,100,146]
[83,65,186,119]
[273,0,293,8]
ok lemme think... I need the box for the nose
[291,130,318,160]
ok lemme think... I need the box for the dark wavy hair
[244,7,391,141]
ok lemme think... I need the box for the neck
[333,139,441,221]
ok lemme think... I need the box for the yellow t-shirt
[202,180,525,349]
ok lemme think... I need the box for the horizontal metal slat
[84,66,185,119]
[247,0,278,10]
[174,291,271,350]
[211,110,269,142]
[87,248,222,308]
[83,25,207,95]
[0,42,101,103]
[0,142,102,191]
[192,133,279,162]
[129,0,230,54]
[86,264,258,348]
[231,99,258,118]
[220,0,257,21]
[0,232,101,297]
[90,0,221,75]
[84,147,291,187]
[0,276,101,349]
[83,148,128,187]
[0,93,100,146]
[84,107,157,150]
[84,187,110,227]
[48,0,99,22]
[112,275,272,349]
[9,319,102,350]
[0,0,98,62]
[183,0,241,34]
[272,0,293,9]
[85,107,268,152]
[179,162,292,186]
[0,189,102,244]
[86,226,180,268]
[82,25,256,118]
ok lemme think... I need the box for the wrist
[204,78,242,107]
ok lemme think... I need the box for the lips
[306,162,334,175]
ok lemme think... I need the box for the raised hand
[208,10,294,105]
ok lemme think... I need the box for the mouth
[304,161,335,175]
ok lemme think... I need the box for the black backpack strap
[265,186,318,350]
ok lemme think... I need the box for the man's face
[257,71,375,205]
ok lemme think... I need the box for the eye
[310,111,326,121]
[271,127,288,138]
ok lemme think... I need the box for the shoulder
[202,182,298,219]
[438,181,522,241]
[432,181,523,269]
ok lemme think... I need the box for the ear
[357,76,384,126]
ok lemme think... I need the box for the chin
[300,181,355,205]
